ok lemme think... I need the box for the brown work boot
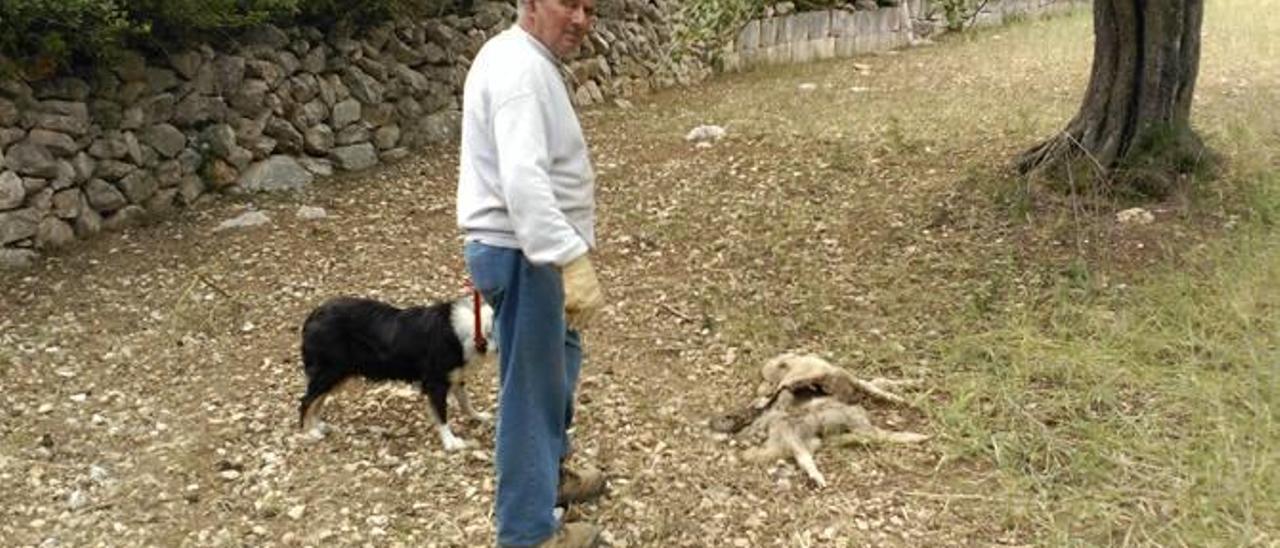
[557,464,606,505]
[534,522,602,548]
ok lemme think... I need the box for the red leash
[465,279,488,354]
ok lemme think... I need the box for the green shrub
[0,0,465,79]
[0,0,132,79]
[674,0,767,67]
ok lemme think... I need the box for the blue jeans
[464,242,582,547]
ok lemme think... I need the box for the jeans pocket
[464,242,505,309]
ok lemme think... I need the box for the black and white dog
[298,294,494,450]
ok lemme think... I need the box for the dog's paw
[439,427,474,451]
[469,411,494,424]
[442,435,472,452]
[304,421,333,441]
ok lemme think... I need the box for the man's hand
[562,254,604,331]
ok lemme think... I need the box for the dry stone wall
[725,0,1085,70]
[0,0,701,268]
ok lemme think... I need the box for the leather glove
[562,254,605,331]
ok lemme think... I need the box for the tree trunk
[1017,0,1211,196]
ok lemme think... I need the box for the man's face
[525,0,596,58]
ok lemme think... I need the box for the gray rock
[238,155,313,192]
[154,159,183,188]
[27,129,79,157]
[103,205,147,231]
[244,135,278,159]
[422,110,461,144]
[233,115,268,141]
[89,133,130,159]
[394,63,431,94]
[296,205,327,220]
[120,106,145,130]
[140,93,177,125]
[379,147,410,163]
[244,24,290,49]
[114,52,148,82]
[192,62,217,95]
[168,51,203,80]
[123,131,144,165]
[145,188,178,214]
[246,61,284,89]
[0,171,24,209]
[177,148,202,175]
[31,112,89,136]
[0,128,25,150]
[304,125,335,155]
[302,45,328,74]
[226,146,254,171]
[229,79,271,116]
[200,124,238,160]
[118,81,149,106]
[34,78,91,101]
[374,125,401,150]
[5,142,59,177]
[85,179,127,212]
[144,124,187,158]
[329,143,378,172]
[72,152,95,183]
[362,103,396,127]
[145,67,181,93]
[275,50,301,77]
[75,201,103,237]
[213,55,247,95]
[118,171,158,204]
[336,124,370,146]
[52,189,81,219]
[95,160,135,181]
[90,99,123,129]
[343,66,384,105]
[395,97,425,120]
[422,42,447,65]
[298,156,333,177]
[0,208,39,244]
[52,160,76,190]
[265,118,304,154]
[178,175,205,205]
[21,176,48,194]
[332,98,362,129]
[355,57,388,82]
[289,73,320,105]
[203,158,238,189]
[292,100,329,131]
[36,217,75,249]
[173,94,226,126]
[0,98,18,126]
[0,248,39,269]
[214,210,271,232]
[0,79,33,99]
[27,187,53,215]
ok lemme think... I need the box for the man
[456,0,606,546]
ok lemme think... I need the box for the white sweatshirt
[456,25,596,267]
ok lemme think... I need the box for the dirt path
[0,16,1121,548]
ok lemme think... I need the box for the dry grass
[1,1,1277,546]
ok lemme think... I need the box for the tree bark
[1017,0,1211,196]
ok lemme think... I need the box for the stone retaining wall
[724,0,1085,70]
[0,0,701,268]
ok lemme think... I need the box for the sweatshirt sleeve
[490,92,589,266]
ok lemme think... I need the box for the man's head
[518,0,596,59]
